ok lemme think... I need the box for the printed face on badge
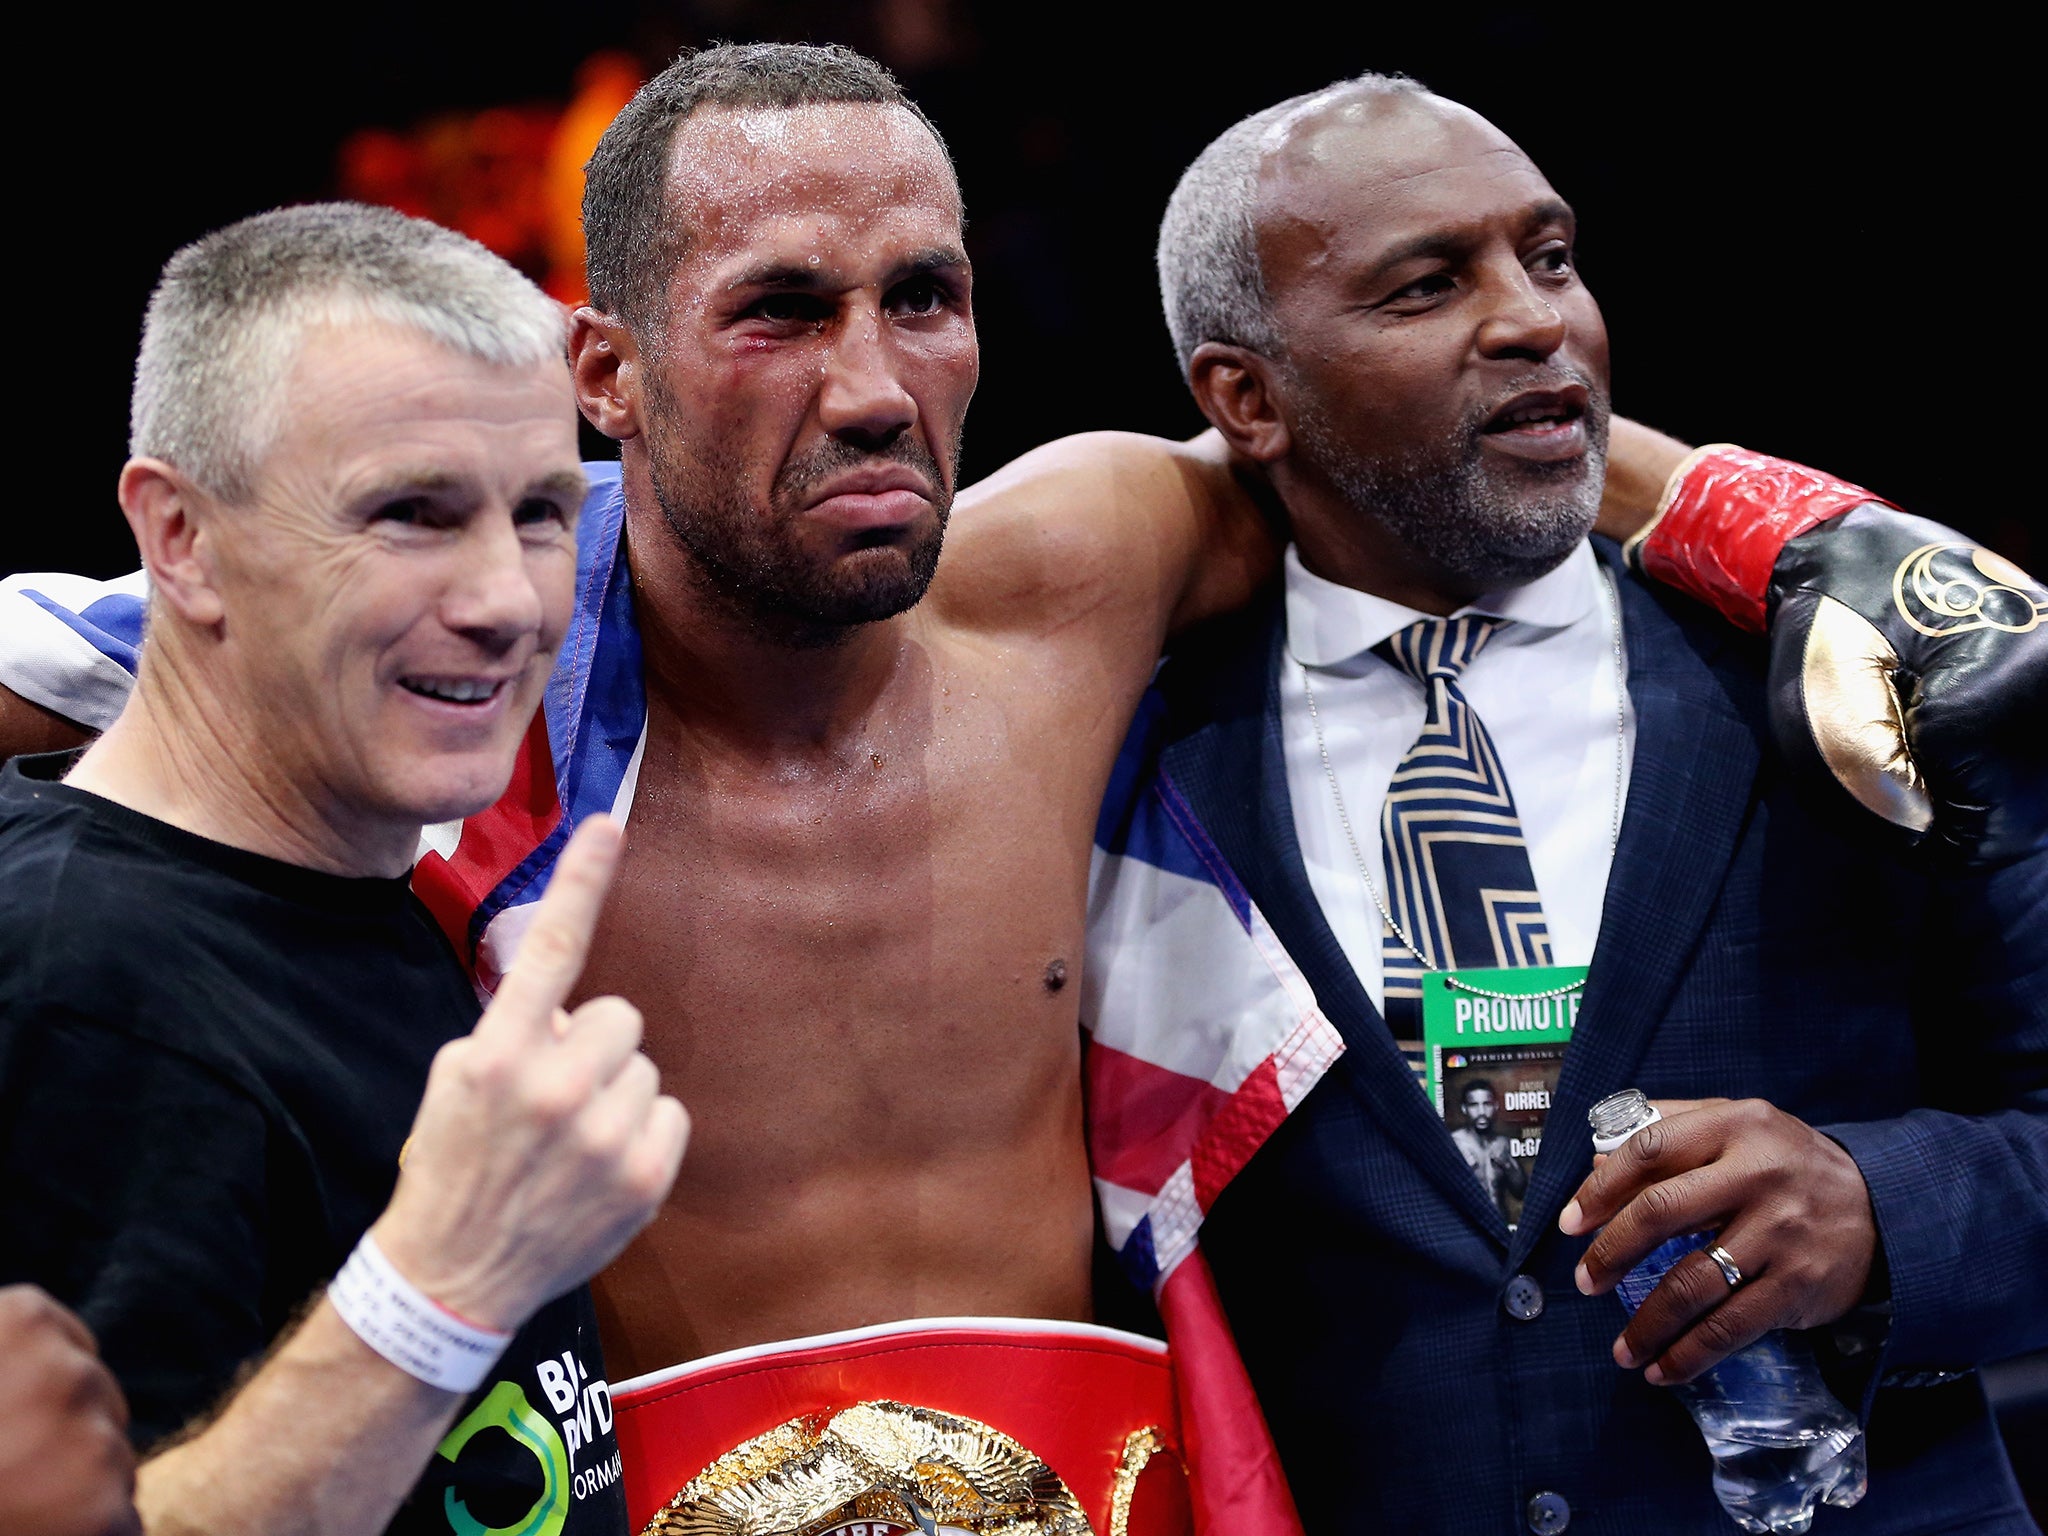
[210,322,584,837]
[1463,1085,1497,1132]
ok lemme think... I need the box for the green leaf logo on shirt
[435,1380,570,1536]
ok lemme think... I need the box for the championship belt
[612,1318,1189,1536]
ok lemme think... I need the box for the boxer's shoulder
[933,430,1234,641]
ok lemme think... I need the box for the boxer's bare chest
[577,625,1133,1376]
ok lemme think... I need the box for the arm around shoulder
[936,429,1281,645]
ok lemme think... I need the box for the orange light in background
[541,52,645,303]
[335,50,643,304]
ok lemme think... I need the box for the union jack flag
[1085,689,1343,1533]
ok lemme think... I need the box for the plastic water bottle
[1588,1090,1867,1533]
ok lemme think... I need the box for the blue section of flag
[547,464,646,827]
[23,589,145,671]
[469,462,650,950]
[1095,687,1165,850]
[1094,688,1253,923]
[1117,1213,1160,1289]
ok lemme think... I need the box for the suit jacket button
[1525,1490,1571,1534]
[1504,1274,1545,1321]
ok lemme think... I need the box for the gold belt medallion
[641,1400,1093,1536]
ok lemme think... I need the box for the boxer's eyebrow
[725,259,835,293]
[889,247,971,282]
[724,246,969,293]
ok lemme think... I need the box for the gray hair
[1157,73,1426,379]
[583,42,957,331]
[130,202,567,502]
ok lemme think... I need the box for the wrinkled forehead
[262,321,577,489]
[663,102,963,263]
[1255,91,1556,276]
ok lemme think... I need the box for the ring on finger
[1706,1243,1744,1291]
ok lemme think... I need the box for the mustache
[773,435,949,509]
[1464,369,1608,436]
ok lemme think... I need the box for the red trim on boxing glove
[1627,445,1896,633]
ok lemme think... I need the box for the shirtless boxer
[6,41,2037,1535]
[558,42,1685,1382]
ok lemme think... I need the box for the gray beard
[1294,382,1611,591]
[647,423,954,649]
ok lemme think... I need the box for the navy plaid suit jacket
[1144,541,2047,1535]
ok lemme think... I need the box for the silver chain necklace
[1291,567,1627,1003]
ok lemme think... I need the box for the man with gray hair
[1080,71,2047,1532]
[0,202,687,1536]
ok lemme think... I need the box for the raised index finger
[479,816,623,1036]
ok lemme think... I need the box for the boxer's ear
[1188,342,1291,465]
[570,308,644,443]
[117,458,225,627]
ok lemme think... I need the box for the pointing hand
[372,816,689,1331]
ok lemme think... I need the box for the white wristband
[327,1233,512,1394]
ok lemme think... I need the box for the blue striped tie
[1376,615,1552,1042]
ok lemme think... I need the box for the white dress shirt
[1279,540,1636,1014]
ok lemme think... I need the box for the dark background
[6,3,2017,577]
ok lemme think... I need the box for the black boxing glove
[1626,446,2047,866]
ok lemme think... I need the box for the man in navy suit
[1098,73,2047,1532]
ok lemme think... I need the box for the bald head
[1157,73,1431,376]
[1252,89,1554,347]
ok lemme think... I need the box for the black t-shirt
[0,754,627,1535]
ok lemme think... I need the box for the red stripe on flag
[1157,1249,1304,1536]
[1190,1057,1287,1210]
[1085,1040,1231,1198]
[411,710,562,969]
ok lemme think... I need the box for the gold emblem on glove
[1802,597,1933,834]
[1892,543,2048,638]
[640,1400,1092,1536]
